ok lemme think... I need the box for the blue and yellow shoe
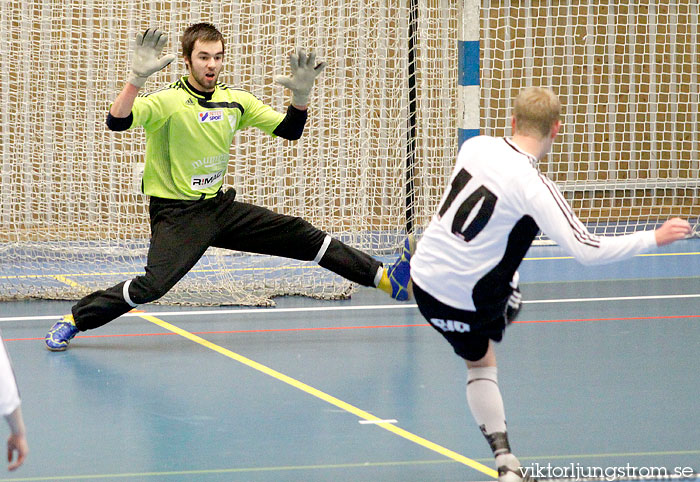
[386,234,416,301]
[45,314,79,351]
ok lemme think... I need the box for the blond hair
[513,87,561,138]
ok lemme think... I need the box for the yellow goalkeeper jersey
[130,77,285,200]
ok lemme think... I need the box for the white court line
[0,293,698,322]
[523,293,700,304]
[359,419,398,425]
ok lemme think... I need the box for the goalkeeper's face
[185,39,224,92]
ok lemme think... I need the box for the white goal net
[480,1,700,239]
[1,0,696,306]
[0,0,457,305]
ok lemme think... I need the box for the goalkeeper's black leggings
[72,188,382,331]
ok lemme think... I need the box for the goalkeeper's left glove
[274,48,327,107]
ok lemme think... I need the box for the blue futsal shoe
[387,234,416,301]
[45,315,79,351]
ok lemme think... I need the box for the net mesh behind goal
[480,1,700,238]
[1,1,697,306]
[0,0,458,305]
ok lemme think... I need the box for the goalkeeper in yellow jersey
[45,22,414,351]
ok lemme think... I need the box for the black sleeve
[106,112,134,132]
[272,105,308,140]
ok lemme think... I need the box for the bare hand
[654,217,692,246]
[7,432,28,471]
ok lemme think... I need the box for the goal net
[1,1,697,306]
[480,1,700,239]
[0,0,457,305]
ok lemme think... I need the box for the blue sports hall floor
[0,239,697,481]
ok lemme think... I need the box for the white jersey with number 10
[410,135,656,312]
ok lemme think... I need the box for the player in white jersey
[0,334,28,471]
[410,87,691,482]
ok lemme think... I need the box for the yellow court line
[0,265,321,280]
[637,251,700,257]
[52,275,83,289]
[2,251,698,280]
[40,275,495,476]
[138,313,498,479]
[523,251,700,261]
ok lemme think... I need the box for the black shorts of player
[413,282,507,362]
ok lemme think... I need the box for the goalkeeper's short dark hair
[182,23,225,61]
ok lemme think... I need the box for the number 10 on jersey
[437,168,498,242]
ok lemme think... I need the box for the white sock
[467,366,507,436]
[496,453,520,470]
[373,265,383,287]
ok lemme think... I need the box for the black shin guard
[72,281,135,331]
[317,239,382,287]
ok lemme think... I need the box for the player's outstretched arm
[654,217,692,246]
[274,48,326,109]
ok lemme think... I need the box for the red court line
[6,314,698,342]
[6,323,427,342]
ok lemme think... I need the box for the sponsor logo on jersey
[198,110,224,123]
[191,154,229,170]
[185,98,194,105]
[191,170,224,190]
[430,318,471,333]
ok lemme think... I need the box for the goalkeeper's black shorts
[413,282,508,362]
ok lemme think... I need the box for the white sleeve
[0,335,20,417]
[526,173,657,265]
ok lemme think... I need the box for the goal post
[459,0,481,147]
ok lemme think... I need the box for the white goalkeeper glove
[505,271,522,324]
[128,28,176,88]
[274,48,327,107]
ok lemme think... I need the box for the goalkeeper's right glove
[505,286,522,324]
[505,271,522,324]
[127,28,176,88]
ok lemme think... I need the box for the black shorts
[413,282,507,361]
